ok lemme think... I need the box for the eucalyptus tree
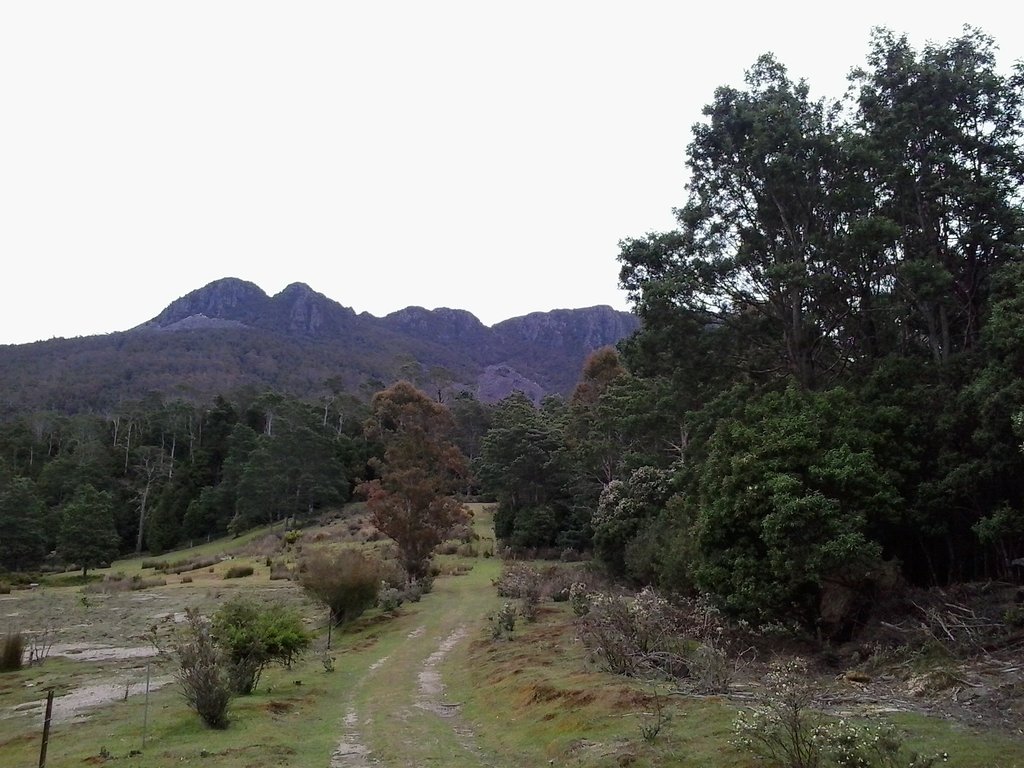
[851,27,1024,364]
[358,381,468,579]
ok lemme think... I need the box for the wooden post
[142,661,151,750]
[38,687,54,768]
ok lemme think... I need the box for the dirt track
[329,563,500,767]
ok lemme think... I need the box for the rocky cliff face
[381,306,491,348]
[493,306,640,351]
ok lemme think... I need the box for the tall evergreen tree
[58,484,119,577]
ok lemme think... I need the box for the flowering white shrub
[577,587,688,677]
[733,659,949,768]
[569,581,593,617]
[489,601,517,640]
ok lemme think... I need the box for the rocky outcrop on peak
[140,277,270,329]
[476,365,545,405]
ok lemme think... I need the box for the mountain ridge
[0,277,640,415]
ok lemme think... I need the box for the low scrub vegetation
[174,608,232,729]
[85,572,167,592]
[152,554,222,575]
[733,659,949,768]
[576,587,690,678]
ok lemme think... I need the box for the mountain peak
[277,282,318,298]
[141,278,270,330]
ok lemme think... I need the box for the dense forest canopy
[2,27,1023,641]
[480,27,1024,636]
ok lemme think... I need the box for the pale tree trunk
[134,449,164,554]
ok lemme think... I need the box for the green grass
[5,503,1024,767]
[446,599,749,767]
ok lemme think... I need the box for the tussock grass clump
[223,565,255,579]
[0,632,25,672]
[86,573,168,593]
[159,555,221,574]
[269,562,293,581]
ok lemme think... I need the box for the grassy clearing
[0,504,503,767]
[0,569,467,766]
[4,502,1024,767]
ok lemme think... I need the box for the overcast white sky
[1,2,1021,345]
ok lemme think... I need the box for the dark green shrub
[0,632,24,672]
[211,596,311,695]
[299,549,381,626]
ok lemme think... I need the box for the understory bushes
[575,587,690,678]
[488,560,737,690]
[150,555,221,575]
[174,596,311,728]
[570,580,735,691]
[85,572,167,592]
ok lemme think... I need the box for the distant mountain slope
[0,278,639,415]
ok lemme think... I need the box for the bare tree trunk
[134,449,164,554]
[135,482,150,555]
[123,421,133,474]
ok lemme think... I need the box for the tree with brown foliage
[358,381,468,580]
